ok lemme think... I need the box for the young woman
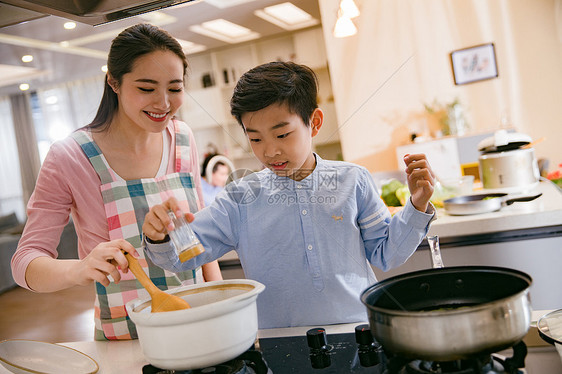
[11,23,222,340]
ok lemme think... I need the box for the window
[0,97,24,220]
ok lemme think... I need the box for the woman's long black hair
[87,23,188,131]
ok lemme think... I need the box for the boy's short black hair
[230,61,318,128]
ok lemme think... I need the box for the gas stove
[142,324,528,374]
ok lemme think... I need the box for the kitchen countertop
[1,311,559,374]
[427,180,562,241]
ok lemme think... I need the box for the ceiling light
[204,0,256,9]
[137,11,177,25]
[101,65,108,73]
[176,38,207,55]
[255,2,319,31]
[19,83,30,91]
[263,3,311,24]
[190,19,260,44]
[340,0,360,19]
[63,22,76,30]
[202,19,252,38]
[333,16,357,38]
[21,55,33,63]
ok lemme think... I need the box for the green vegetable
[381,179,406,207]
[395,185,411,206]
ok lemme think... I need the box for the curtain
[10,93,41,211]
[35,74,104,161]
[0,97,25,220]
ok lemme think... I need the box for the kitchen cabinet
[395,129,516,181]
[396,137,462,180]
[178,27,341,171]
[372,181,562,311]
[292,27,328,70]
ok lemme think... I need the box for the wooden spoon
[122,251,191,313]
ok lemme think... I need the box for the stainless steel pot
[479,147,540,190]
[361,236,532,361]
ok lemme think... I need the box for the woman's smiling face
[112,50,185,133]
[241,103,323,181]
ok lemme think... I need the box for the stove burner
[142,350,270,374]
[405,355,506,374]
[388,341,528,374]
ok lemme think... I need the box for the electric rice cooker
[477,130,540,191]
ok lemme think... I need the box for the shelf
[183,26,335,171]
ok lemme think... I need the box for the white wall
[318,0,562,172]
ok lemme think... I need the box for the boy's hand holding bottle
[143,197,204,262]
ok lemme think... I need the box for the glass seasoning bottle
[167,211,205,262]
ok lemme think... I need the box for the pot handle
[504,193,542,205]
[427,235,444,268]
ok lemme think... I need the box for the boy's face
[241,103,323,181]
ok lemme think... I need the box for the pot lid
[478,130,532,153]
[537,309,562,345]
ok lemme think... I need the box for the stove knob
[355,324,381,367]
[355,324,374,345]
[306,328,328,349]
[306,328,331,369]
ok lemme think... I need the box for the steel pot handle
[427,235,444,268]
[504,193,542,206]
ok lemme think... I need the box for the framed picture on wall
[450,43,498,85]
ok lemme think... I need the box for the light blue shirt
[201,178,223,207]
[145,155,435,329]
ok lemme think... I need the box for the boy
[142,62,436,329]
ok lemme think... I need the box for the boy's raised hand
[404,153,435,212]
[142,197,195,242]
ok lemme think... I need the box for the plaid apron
[72,120,203,340]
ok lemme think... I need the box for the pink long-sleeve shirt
[11,122,204,289]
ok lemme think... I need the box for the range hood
[0,0,198,27]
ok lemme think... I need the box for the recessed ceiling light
[101,65,108,73]
[176,38,207,55]
[21,55,33,63]
[202,19,252,38]
[138,11,177,25]
[190,19,260,44]
[19,83,30,91]
[255,2,319,30]
[204,0,256,9]
[63,22,76,30]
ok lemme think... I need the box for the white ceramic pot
[125,279,265,370]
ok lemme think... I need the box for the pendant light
[333,0,359,38]
[333,13,357,38]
